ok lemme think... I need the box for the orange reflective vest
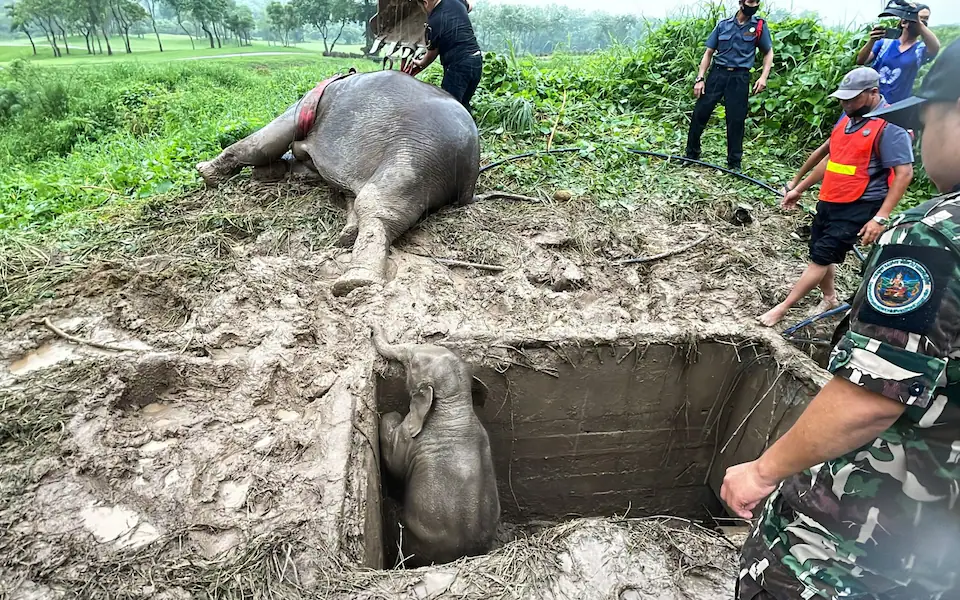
[820,115,894,204]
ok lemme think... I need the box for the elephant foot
[337,225,359,248]
[251,161,289,183]
[332,267,383,297]
[196,159,235,189]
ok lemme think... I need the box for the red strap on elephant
[294,69,357,141]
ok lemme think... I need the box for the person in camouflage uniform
[722,37,960,600]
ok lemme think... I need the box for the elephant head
[371,325,487,437]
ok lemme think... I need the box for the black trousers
[441,53,483,113]
[685,66,750,168]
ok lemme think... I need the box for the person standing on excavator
[413,0,483,113]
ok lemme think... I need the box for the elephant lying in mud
[371,324,500,567]
[196,69,481,297]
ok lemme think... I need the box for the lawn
[0,34,366,66]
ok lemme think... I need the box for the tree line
[3,0,259,56]
[1,0,655,59]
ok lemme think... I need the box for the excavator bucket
[366,0,428,58]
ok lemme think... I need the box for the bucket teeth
[367,36,386,55]
[382,40,399,58]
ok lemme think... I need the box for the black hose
[478,146,785,195]
[624,148,785,196]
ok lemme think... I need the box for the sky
[481,0,960,26]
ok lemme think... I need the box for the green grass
[0,34,365,65]
[0,6,944,322]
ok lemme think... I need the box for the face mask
[741,4,759,16]
[907,22,921,35]
[847,105,871,119]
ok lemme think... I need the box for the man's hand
[753,76,768,94]
[781,188,802,210]
[869,25,886,42]
[721,460,780,520]
[859,218,886,245]
[694,80,705,98]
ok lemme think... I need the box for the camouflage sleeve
[827,196,960,408]
[828,331,948,407]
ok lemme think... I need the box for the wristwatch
[872,215,889,226]
[695,75,704,83]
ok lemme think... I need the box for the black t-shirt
[425,0,481,68]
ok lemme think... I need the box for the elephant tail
[470,192,542,204]
[370,325,415,364]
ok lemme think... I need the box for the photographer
[855,0,941,104]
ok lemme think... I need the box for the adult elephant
[371,324,500,567]
[196,69,481,297]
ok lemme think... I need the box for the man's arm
[918,20,941,59]
[859,163,913,244]
[693,48,716,98]
[697,47,716,81]
[416,47,439,69]
[788,141,830,190]
[721,377,905,519]
[857,34,882,65]
[754,47,773,94]
[877,163,913,220]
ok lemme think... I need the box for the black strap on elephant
[294,68,358,142]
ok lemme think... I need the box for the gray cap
[829,67,881,100]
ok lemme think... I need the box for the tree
[110,0,148,53]
[5,2,37,55]
[294,0,359,55]
[225,4,254,45]
[141,0,163,50]
[18,0,63,57]
[265,0,298,47]
[189,0,229,48]
[161,0,193,48]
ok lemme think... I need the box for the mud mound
[0,177,843,598]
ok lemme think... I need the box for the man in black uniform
[684,0,774,171]
[413,0,483,113]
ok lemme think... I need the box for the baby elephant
[371,325,500,567]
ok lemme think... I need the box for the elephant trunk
[371,325,414,364]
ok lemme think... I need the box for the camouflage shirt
[740,189,960,599]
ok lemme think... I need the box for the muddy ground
[0,173,851,598]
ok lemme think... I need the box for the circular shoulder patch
[867,258,933,315]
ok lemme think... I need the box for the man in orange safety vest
[759,66,915,327]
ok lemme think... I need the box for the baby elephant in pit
[196,69,481,297]
[372,325,500,567]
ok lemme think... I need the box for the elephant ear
[471,376,489,409]
[403,384,434,438]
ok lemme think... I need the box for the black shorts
[809,200,880,266]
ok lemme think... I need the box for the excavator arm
[366,0,429,70]
[367,0,474,74]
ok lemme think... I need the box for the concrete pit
[371,336,821,570]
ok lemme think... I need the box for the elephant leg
[331,186,391,297]
[197,102,298,189]
[337,196,359,248]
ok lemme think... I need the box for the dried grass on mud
[0,169,849,598]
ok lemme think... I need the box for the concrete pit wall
[372,337,822,568]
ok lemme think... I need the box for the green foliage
[0,55,363,229]
[0,3,943,237]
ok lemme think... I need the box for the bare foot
[810,295,841,315]
[758,304,788,327]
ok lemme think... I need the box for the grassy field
[0,34,365,65]
[0,10,947,320]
